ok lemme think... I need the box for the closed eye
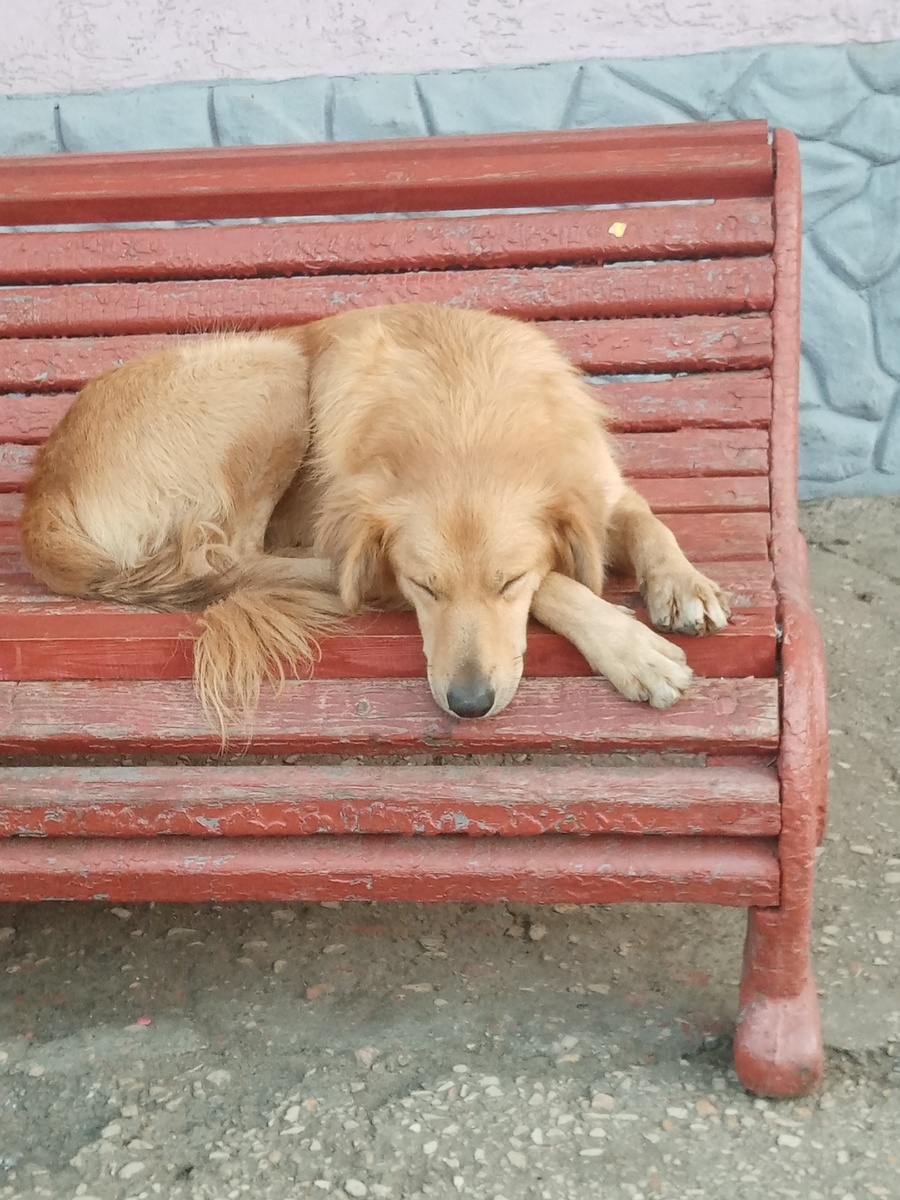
[408,578,439,600]
[500,573,526,595]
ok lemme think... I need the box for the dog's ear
[336,506,390,613]
[549,487,606,595]
[317,475,393,613]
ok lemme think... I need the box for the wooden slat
[594,372,772,432]
[0,511,771,565]
[0,557,777,602]
[0,763,780,839]
[0,200,775,285]
[0,833,780,905]
[0,259,774,339]
[0,122,773,225]
[0,676,779,756]
[0,318,772,393]
[0,595,775,682]
[636,476,769,513]
[0,430,768,494]
[0,373,774,445]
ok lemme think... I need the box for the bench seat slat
[1,259,775,339]
[0,200,775,285]
[0,122,773,226]
[0,373,774,444]
[0,833,780,906]
[0,317,773,392]
[0,604,776,682]
[0,677,779,756]
[0,430,770,493]
[0,764,781,839]
[0,512,772,563]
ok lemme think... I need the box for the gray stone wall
[2,41,899,497]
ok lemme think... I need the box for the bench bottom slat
[0,764,780,839]
[0,834,780,906]
[0,677,780,757]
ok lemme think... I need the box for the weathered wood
[0,601,776,682]
[0,763,781,839]
[0,200,775,285]
[0,676,779,756]
[1,259,774,338]
[0,834,780,905]
[0,315,772,393]
[733,129,826,1099]
[0,121,772,225]
[0,373,774,445]
[0,429,769,493]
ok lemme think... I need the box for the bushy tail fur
[193,576,345,742]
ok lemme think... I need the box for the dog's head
[321,464,606,719]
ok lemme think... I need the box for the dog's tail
[21,494,242,611]
[193,564,345,740]
[21,495,345,738]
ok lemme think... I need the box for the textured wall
[2,1,899,94]
[1,42,899,497]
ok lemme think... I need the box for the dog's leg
[606,488,730,635]
[531,571,693,708]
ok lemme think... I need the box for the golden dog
[21,304,729,731]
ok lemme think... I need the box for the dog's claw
[643,570,731,637]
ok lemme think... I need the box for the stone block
[566,62,687,129]
[332,74,427,140]
[799,408,877,483]
[418,63,581,136]
[811,161,900,290]
[801,243,896,421]
[833,94,900,163]
[58,85,214,152]
[798,139,870,228]
[213,77,330,145]
[729,45,869,139]
[0,95,60,155]
[609,47,760,121]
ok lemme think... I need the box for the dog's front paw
[643,569,731,636]
[605,623,694,709]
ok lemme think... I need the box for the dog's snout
[446,679,495,719]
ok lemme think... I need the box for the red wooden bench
[0,121,827,1097]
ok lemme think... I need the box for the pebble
[27,1064,45,1078]
[101,1122,122,1139]
[285,1105,302,1124]
[777,1134,802,1148]
[272,909,296,923]
[423,1140,438,1156]
[875,930,893,944]
[355,1046,380,1068]
[849,845,874,856]
[111,908,132,920]
[117,1162,145,1179]
[0,928,15,942]
[527,924,548,942]
[507,1150,528,1168]
[579,1148,605,1157]
[344,1181,367,1198]
[666,1106,689,1119]
[885,872,900,884]
[206,1070,232,1087]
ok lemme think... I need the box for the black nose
[446,681,495,719]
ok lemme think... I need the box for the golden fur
[21,303,730,735]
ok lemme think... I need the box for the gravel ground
[1,496,898,1200]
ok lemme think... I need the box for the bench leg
[734,904,824,1097]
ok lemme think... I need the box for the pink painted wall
[3,0,898,95]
